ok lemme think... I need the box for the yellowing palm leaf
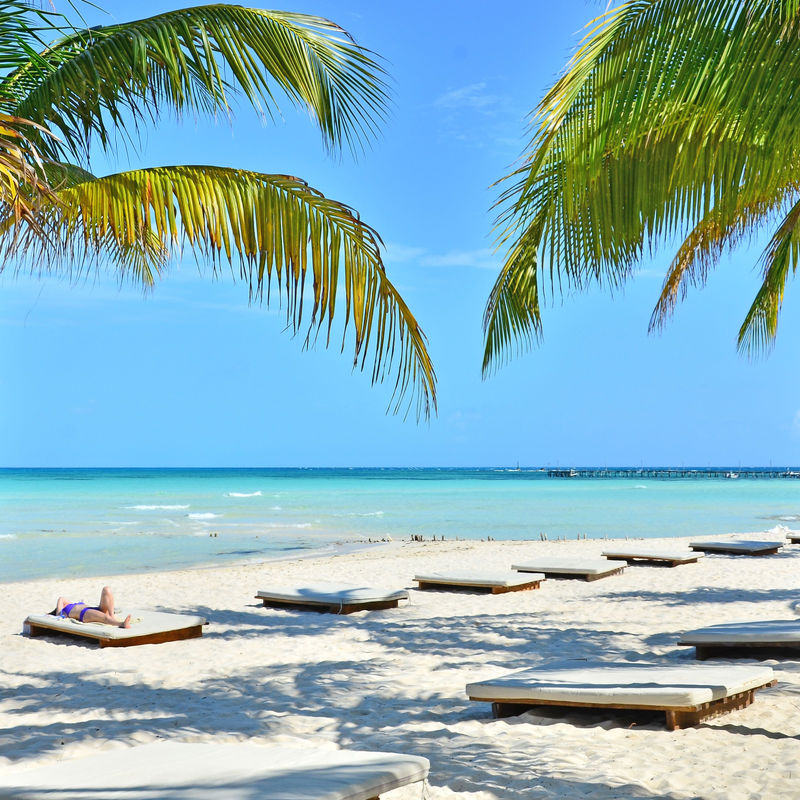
[9,166,435,417]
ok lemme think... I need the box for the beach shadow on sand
[8,595,800,799]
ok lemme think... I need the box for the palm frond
[488,0,800,368]
[0,111,58,235]
[482,222,543,376]
[6,165,434,418]
[738,199,800,353]
[1,5,389,162]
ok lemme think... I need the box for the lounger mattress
[466,661,774,708]
[256,584,409,606]
[24,610,206,641]
[414,570,545,587]
[689,540,783,553]
[0,741,430,800]
[512,558,620,575]
[679,619,800,646]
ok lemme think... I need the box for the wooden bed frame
[471,679,777,730]
[414,578,542,594]
[255,595,402,614]
[689,543,782,556]
[516,566,624,582]
[684,641,800,661]
[603,554,700,568]
[27,620,204,648]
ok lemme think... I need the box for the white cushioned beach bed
[679,619,800,659]
[601,548,703,567]
[689,539,784,555]
[413,570,545,593]
[512,558,624,581]
[24,610,207,648]
[466,661,775,730]
[0,740,430,800]
[255,584,409,614]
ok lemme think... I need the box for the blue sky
[2,0,800,467]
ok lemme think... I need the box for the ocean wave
[126,504,190,511]
[270,505,282,511]
[769,524,799,535]
[0,534,17,540]
[226,491,262,498]
[261,522,312,529]
[188,512,222,520]
[335,510,384,518]
[634,485,647,489]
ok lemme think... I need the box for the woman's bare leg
[82,587,131,627]
[54,597,68,615]
[81,607,131,628]
[98,586,115,614]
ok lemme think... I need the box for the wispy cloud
[420,248,497,269]
[434,82,503,112]
[384,243,428,263]
[385,243,497,270]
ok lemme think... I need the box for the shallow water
[2,467,799,582]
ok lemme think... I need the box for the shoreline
[4,535,800,797]
[2,526,794,586]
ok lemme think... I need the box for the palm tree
[483,0,800,374]
[0,2,435,418]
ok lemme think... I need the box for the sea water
[1,468,799,582]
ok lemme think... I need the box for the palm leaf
[1,5,388,162]
[487,0,800,368]
[738,199,800,353]
[5,165,435,418]
[0,111,58,234]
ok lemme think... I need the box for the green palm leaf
[485,0,800,369]
[0,5,388,162]
[6,165,435,417]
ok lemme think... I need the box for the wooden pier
[545,468,800,479]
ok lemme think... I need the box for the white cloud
[385,244,498,270]
[434,82,502,111]
[384,243,428,263]
[420,248,497,269]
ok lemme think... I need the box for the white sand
[3,534,800,799]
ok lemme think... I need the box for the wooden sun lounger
[466,662,775,731]
[255,585,409,614]
[602,549,702,567]
[24,610,206,648]
[689,540,783,556]
[513,558,624,581]
[0,740,430,800]
[679,619,800,660]
[413,571,545,594]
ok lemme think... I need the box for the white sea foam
[0,534,17,540]
[188,512,222,520]
[226,491,262,498]
[634,484,647,489]
[261,522,312,530]
[270,505,282,511]
[126,504,190,511]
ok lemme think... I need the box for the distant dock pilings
[546,468,800,479]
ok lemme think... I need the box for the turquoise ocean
[2,468,799,583]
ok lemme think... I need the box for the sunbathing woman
[52,585,132,628]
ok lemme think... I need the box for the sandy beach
[3,534,800,799]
